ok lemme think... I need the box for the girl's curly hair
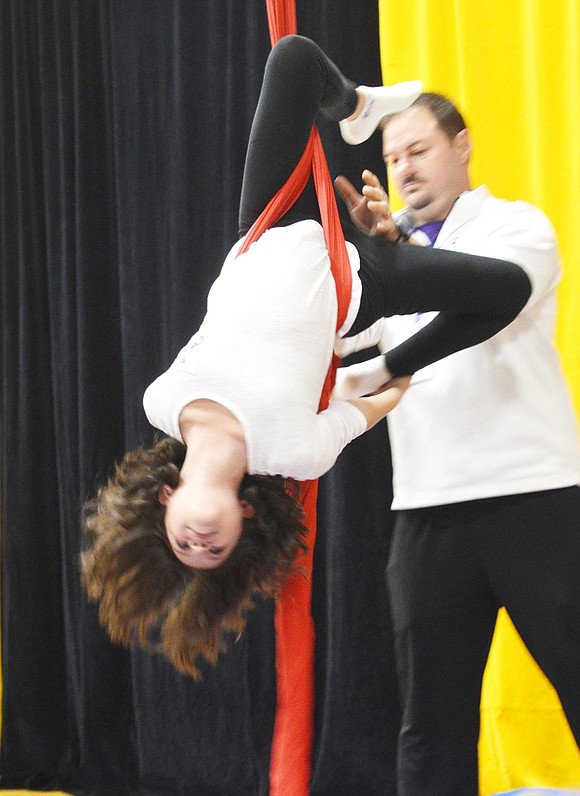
[81,436,308,679]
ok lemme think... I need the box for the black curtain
[0,1,400,793]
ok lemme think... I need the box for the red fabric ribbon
[237,3,353,791]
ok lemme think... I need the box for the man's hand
[335,170,399,240]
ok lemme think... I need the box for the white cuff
[332,355,390,401]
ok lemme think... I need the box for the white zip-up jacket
[344,186,580,508]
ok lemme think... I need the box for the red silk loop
[266,0,297,43]
[238,4,353,793]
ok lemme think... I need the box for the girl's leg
[333,234,532,398]
[239,35,422,234]
[346,233,532,377]
[238,35,358,235]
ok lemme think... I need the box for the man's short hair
[383,92,468,140]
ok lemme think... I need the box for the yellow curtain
[378,1,580,793]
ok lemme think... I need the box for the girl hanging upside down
[82,35,531,678]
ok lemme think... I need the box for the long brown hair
[81,436,308,679]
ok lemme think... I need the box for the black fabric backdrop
[0,1,401,793]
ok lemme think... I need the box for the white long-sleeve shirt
[143,220,366,481]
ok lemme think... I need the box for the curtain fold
[1,2,400,793]
[378,1,580,792]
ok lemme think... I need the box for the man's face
[382,106,471,225]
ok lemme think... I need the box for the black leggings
[239,36,532,376]
[239,35,357,233]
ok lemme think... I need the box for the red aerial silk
[237,2,353,792]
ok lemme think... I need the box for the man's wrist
[394,219,411,242]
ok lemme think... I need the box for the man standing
[335,93,580,795]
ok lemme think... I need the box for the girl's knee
[269,34,318,71]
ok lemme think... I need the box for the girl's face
[159,481,253,569]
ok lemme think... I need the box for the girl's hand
[348,375,411,429]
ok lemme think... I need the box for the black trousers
[237,35,531,377]
[387,485,580,796]
[239,34,357,234]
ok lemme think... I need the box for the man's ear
[455,128,472,164]
[158,484,174,506]
[240,499,255,519]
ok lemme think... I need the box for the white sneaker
[339,80,423,145]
